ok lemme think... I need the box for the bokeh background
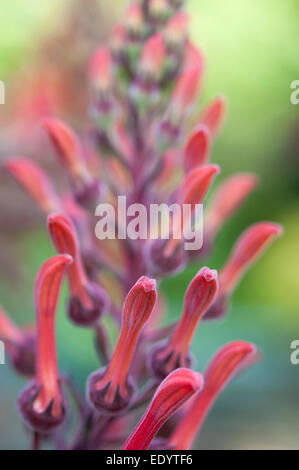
[0,0,298,449]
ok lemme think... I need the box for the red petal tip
[136,276,157,293]
[123,368,203,450]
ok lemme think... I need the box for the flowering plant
[1,0,282,450]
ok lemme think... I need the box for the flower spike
[183,125,211,173]
[205,222,283,320]
[88,276,157,414]
[0,306,35,376]
[48,213,108,327]
[5,158,61,214]
[18,255,72,433]
[122,368,203,450]
[169,341,258,450]
[150,268,218,379]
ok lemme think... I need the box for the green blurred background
[0,0,298,449]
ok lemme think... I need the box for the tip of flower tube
[4,157,38,176]
[41,117,60,131]
[136,276,157,293]
[47,212,61,224]
[208,164,221,176]
[48,212,74,229]
[4,156,23,169]
[163,368,204,394]
[201,267,218,282]
[265,222,284,237]
[57,254,73,267]
[231,340,257,355]
[47,213,72,235]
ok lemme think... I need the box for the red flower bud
[219,222,283,296]
[180,164,219,208]
[43,118,91,186]
[88,276,157,414]
[48,213,109,326]
[164,12,189,48]
[111,24,127,58]
[89,47,112,92]
[139,34,166,81]
[150,268,218,379]
[18,255,72,433]
[183,125,211,173]
[206,173,259,239]
[163,165,219,258]
[171,67,201,118]
[205,222,283,320]
[123,368,203,450]
[169,341,258,449]
[200,96,227,138]
[0,306,35,376]
[5,158,60,214]
[183,41,205,72]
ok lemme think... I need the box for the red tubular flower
[200,96,227,138]
[171,66,202,119]
[183,41,205,72]
[43,119,102,209]
[149,163,218,276]
[111,24,127,59]
[163,164,219,257]
[205,173,259,239]
[219,222,283,295]
[139,34,166,81]
[43,118,90,185]
[180,164,220,209]
[5,158,61,214]
[157,150,178,188]
[0,306,35,376]
[122,368,203,450]
[168,341,258,450]
[88,276,157,414]
[204,222,283,320]
[48,213,108,327]
[89,47,112,92]
[150,268,218,379]
[183,125,211,173]
[151,165,219,274]
[18,255,72,433]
